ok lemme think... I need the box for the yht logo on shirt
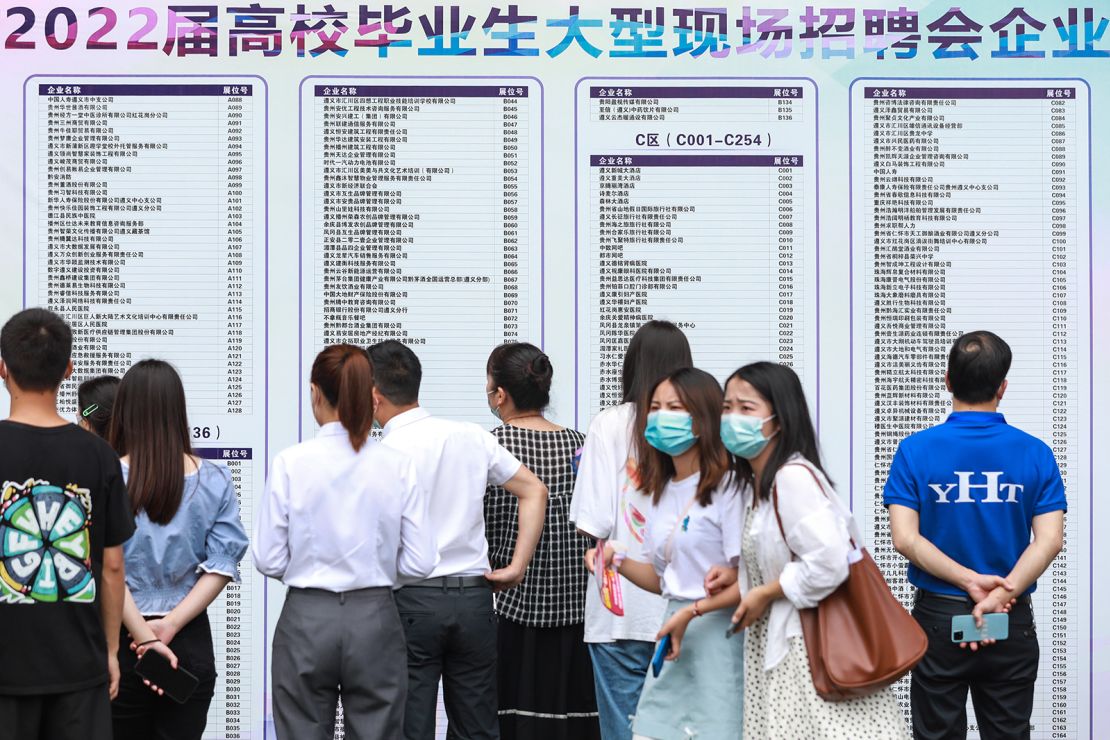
[0,479,95,604]
[928,471,1025,504]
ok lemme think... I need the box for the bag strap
[770,482,799,560]
[663,494,699,564]
[770,462,857,558]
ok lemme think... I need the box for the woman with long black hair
[108,360,249,740]
[717,362,907,738]
[569,320,693,740]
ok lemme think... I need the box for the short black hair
[487,342,552,412]
[0,308,72,391]
[947,331,1012,404]
[366,340,422,405]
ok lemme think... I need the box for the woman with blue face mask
[709,362,908,739]
[587,367,745,740]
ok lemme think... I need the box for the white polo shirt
[381,407,522,584]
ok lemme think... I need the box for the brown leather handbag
[771,463,927,701]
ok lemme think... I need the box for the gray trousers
[395,582,498,740]
[272,587,406,740]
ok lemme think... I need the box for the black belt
[916,588,1031,606]
[403,575,490,589]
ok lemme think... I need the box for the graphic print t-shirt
[0,421,135,694]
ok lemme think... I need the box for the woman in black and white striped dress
[484,342,600,740]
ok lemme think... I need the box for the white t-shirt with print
[569,403,666,643]
[644,473,743,602]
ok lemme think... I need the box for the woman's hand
[703,565,738,596]
[485,563,526,592]
[134,640,180,696]
[144,616,180,647]
[656,606,695,661]
[731,584,775,631]
[583,543,615,574]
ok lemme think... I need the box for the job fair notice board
[1,2,1107,739]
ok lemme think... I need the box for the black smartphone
[135,649,199,704]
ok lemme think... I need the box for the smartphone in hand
[651,635,672,677]
[135,649,200,704]
[951,613,1009,643]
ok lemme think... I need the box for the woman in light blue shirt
[108,359,248,740]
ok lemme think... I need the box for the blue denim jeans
[587,640,654,740]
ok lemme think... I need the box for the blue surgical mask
[487,389,502,420]
[720,413,776,459]
[645,410,698,456]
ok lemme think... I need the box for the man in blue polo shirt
[885,330,1065,740]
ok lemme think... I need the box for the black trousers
[0,683,112,740]
[112,611,217,740]
[395,581,498,740]
[910,593,1039,740]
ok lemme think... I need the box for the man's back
[883,411,1066,596]
[381,407,521,582]
[885,331,1067,740]
[0,421,134,694]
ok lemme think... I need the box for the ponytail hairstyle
[77,375,120,438]
[311,344,374,451]
[486,342,553,412]
[108,360,190,525]
[638,367,731,507]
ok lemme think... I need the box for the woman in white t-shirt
[569,320,692,740]
[589,367,745,740]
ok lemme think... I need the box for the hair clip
[81,403,99,418]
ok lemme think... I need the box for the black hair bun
[528,353,553,383]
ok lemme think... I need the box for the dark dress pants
[395,580,499,740]
[910,593,1039,740]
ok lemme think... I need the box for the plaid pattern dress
[485,424,601,740]
[485,424,591,627]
